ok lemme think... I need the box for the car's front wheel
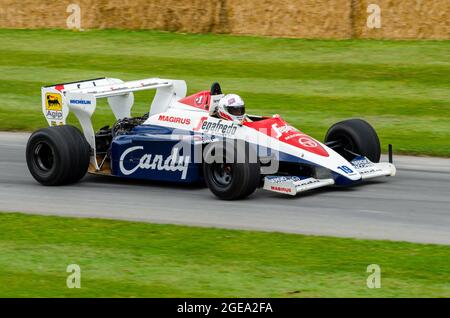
[202,141,260,200]
[26,125,91,185]
[324,118,381,162]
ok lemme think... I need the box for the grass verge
[0,212,448,297]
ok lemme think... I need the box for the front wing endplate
[263,176,335,196]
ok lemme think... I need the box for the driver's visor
[226,106,245,116]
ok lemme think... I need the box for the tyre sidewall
[325,119,381,162]
[203,140,260,200]
[26,126,90,185]
[26,129,71,185]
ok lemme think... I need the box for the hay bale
[0,0,447,39]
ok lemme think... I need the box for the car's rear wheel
[324,119,381,162]
[202,140,260,200]
[26,125,91,185]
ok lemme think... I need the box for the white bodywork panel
[41,77,187,169]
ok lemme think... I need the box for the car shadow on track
[81,173,389,201]
[258,178,388,200]
[82,173,206,190]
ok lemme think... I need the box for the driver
[216,94,247,124]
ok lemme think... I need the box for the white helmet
[217,94,245,122]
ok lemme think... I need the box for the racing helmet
[217,94,245,122]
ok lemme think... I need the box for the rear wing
[41,77,187,169]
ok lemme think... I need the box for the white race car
[26,77,396,200]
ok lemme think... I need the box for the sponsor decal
[46,110,63,120]
[298,137,318,148]
[284,133,302,141]
[354,160,383,176]
[70,99,92,105]
[246,118,329,157]
[45,93,63,120]
[273,124,318,148]
[298,178,321,186]
[45,93,62,111]
[351,157,375,169]
[358,168,381,175]
[193,117,237,135]
[271,123,298,138]
[119,146,190,179]
[267,176,321,187]
[267,176,301,183]
[158,115,191,125]
[270,186,292,193]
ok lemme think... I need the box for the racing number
[338,165,354,174]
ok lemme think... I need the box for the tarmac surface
[1,132,449,245]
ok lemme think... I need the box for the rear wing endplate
[41,77,187,169]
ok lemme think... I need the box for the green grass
[0,29,449,156]
[0,212,449,297]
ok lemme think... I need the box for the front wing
[263,156,396,196]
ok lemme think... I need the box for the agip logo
[45,93,63,111]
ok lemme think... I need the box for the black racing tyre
[324,119,381,162]
[203,140,260,200]
[26,125,91,186]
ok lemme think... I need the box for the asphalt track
[1,132,449,245]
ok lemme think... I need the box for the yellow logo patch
[45,93,62,111]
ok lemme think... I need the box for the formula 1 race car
[26,77,396,200]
